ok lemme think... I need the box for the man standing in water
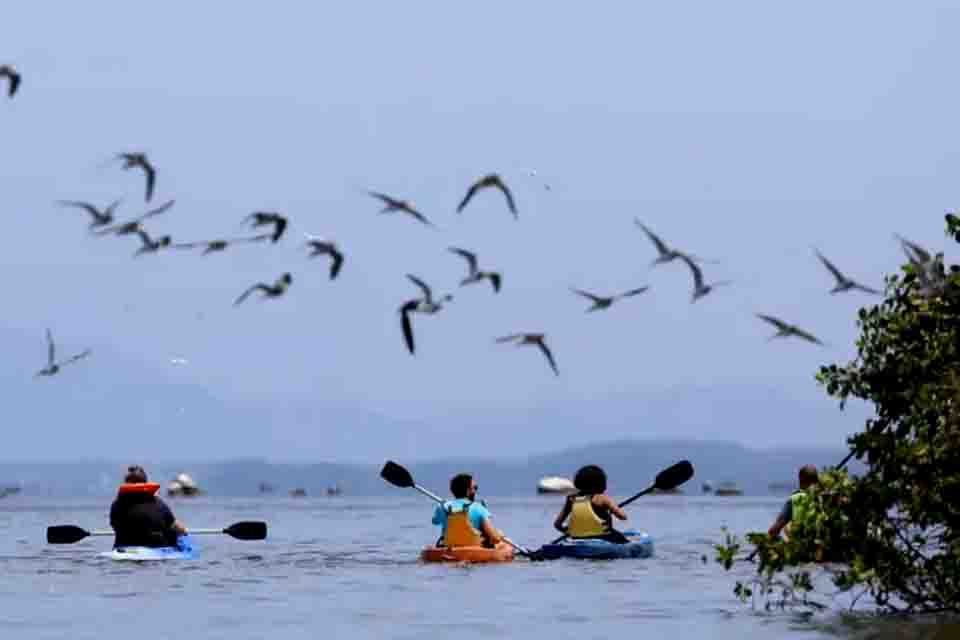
[110,465,188,548]
[768,464,820,539]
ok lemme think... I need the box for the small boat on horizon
[537,476,576,495]
[714,481,743,496]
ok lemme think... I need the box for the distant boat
[714,481,743,496]
[0,486,21,499]
[258,482,274,494]
[651,487,684,495]
[167,472,204,497]
[290,488,307,498]
[326,485,342,497]
[537,476,576,495]
[702,481,714,494]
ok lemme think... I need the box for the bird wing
[494,178,518,218]
[895,234,932,264]
[139,199,175,221]
[142,161,156,202]
[852,282,882,295]
[790,326,824,345]
[330,251,344,280]
[456,182,481,213]
[403,206,433,226]
[634,219,671,255]
[367,191,395,207]
[58,200,100,219]
[755,313,790,332]
[271,217,288,242]
[618,286,650,298]
[570,288,604,303]
[814,249,846,284]
[406,274,433,301]
[400,307,416,355]
[4,69,20,97]
[495,334,523,344]
[488,272,502,293]
[537,340,559,376]
[134,229,155,248]
[233,284,267,306]
[45,328,55,367]
[63,349,92,365]
[448,247,478,274]
[677,253,704,289]
[171,240,205,250]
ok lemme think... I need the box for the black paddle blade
[654,460,694,491]
[223,521,267,541]
[46,525,90,544]
[380,460,414,488]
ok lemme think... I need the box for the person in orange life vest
[553,465,629,544]
[431,473,503,547]
[109,465,187,548]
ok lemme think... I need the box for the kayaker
[768,464,819,539]
[553,465,629,544]
[109,465,188,548]
[432,473,504,548]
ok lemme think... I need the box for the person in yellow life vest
[431,473,504,548]
[553,465,629,544]
[768,464,819,539]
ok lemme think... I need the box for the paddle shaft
[78,527,245,537]
[549,482,656,545]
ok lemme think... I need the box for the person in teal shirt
[432,473,499,546]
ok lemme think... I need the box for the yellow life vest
[567,495,610,538]
[443,503,483,547]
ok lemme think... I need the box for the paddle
[380,460,534,558]
[547,460,695,546]
[46,521,268,545]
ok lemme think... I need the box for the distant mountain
[0,439,863,498]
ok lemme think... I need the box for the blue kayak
[537,530,654,560]
[99,534,197,561]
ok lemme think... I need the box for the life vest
[567,495,610,538]
[443,501,484,547]
[117,482,161,496]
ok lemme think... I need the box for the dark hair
[574,465,607,494]
[124,465,148,484]
[798,464,818,485]
[450,473,473,499]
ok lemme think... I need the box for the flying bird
[457,174,517,219]
[132,229,172,257]
[398,275,453,355]
[234,273,293,306]
[895,234,932,265]
[94,199,175,236]
[0,65,21,98]
[304,235,345,280]
[814,249,881,295]
[368,191,434,227]
[448,247,501,293]
[244,212,288,243]
[677,253,730,302]
[570,286,649,312]
[35,329,91,377]
[633,219,685,266]
[57,199,122,230]
[172,234,270,255]
[116,153,156,202]
[756,314,825,346]
[496,333,558,376]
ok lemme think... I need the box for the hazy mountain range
[0,439,863,498]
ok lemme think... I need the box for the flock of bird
[2,64,946,378]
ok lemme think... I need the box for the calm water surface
[0,496,955,639]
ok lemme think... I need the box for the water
[0,495,955,639]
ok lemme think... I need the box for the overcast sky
[1,2,957,462]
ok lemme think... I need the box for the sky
[1,2,958,462]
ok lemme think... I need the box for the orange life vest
[117,482,160,496]
[443,503,484,547]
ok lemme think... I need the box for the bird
[448,247,501,293]
[172,234,270,255]
[94,199,175,236]
[304,235,345,280]
[814,249,881,295]
[57,199,122,230]
[368,191,433,227]
[116,153,156,202]
[244,212,288,243]
[35,329,91,377]
[895,234,932,265]
[132,229,172,257]
[755,314,825,346]
[0,65,21,98]
[457,174,517,219]
[234,273,293,306]
[676,253,730,302]
[397,275,453,355]
[496,333,558,376]
[570,286,649,312]
[634,219,693,266]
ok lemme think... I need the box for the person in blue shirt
[432,473,503,547]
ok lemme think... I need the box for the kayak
[420,541,515,563]
[99,535,197,561]
[536,530,653,560]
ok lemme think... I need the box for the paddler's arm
[480,517,503,545]
[553,496,573,533]
[172,519,188,535]
[599,495,627,520]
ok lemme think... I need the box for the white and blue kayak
[536,530,654,560]
[99,535,197,561]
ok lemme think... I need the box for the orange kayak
[420,542,516,563]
